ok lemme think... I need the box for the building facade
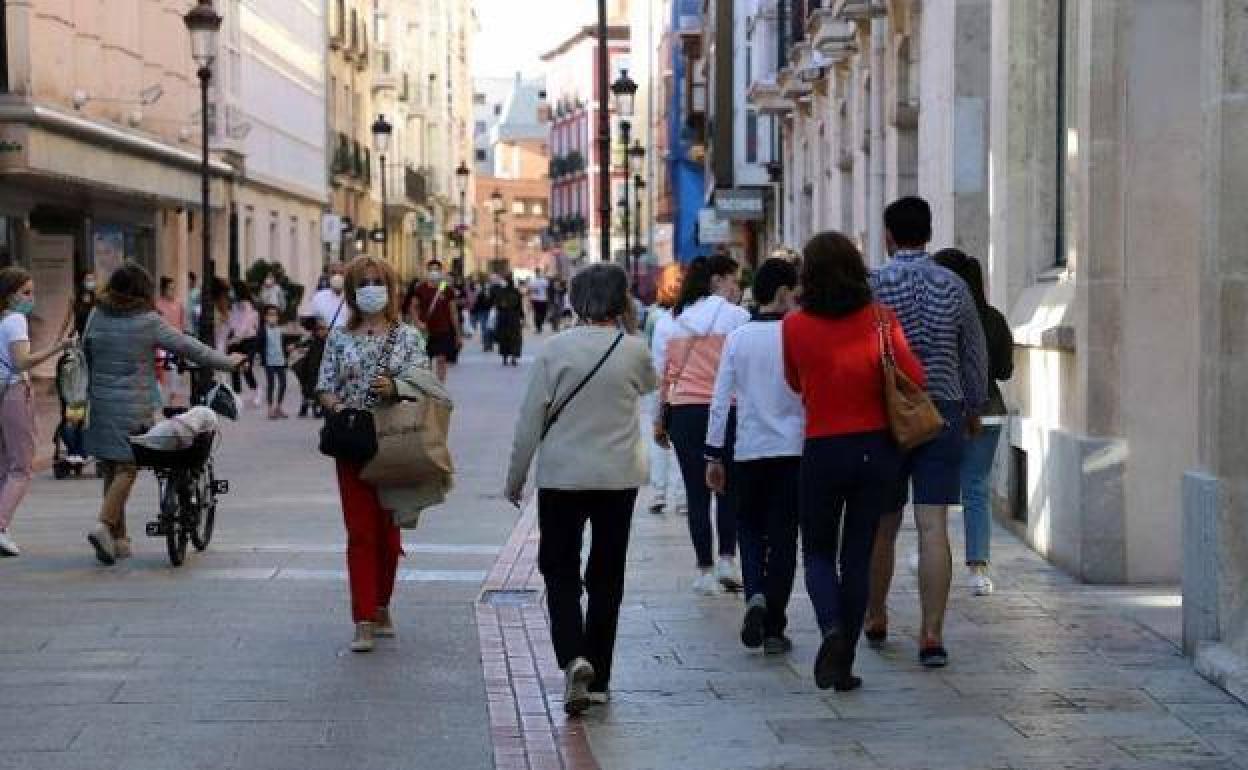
[541,22,630,266]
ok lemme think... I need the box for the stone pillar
[1183,0,1248,703]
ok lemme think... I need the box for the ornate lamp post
[371,114,393,260]
[455,160,471,277]
[488,189,505,271]
[611,69,638,267]
[184,0,221,398]
[628,139,645,287]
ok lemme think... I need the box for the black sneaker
[740,599,766,649]
[919,644,948,668]
[762,635,793,655]
[814,631,845,690]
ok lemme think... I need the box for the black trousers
[736,456,801,636]
[537,488,637,692]
[668,404,737,568]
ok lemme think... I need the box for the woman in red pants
[316,256,431,652]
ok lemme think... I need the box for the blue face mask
[356,286,389,315]
[11,298,33,316]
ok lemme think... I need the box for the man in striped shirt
[864,196,989,669]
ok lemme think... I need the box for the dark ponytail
[674,254,739,316]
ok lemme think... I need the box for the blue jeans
[961,425,1002,565]
[800,431,901,644]
[668,404,737,568]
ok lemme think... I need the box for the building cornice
[0,100,235,179]
[539,25,630,62]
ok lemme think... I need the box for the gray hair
[570,263,629,323]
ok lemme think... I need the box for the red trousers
[335,461,402,623]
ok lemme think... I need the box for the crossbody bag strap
[874,303,896,367]
[541,331,624,440]
[359,324,401,409]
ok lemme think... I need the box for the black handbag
[319,407,378,463]
[318,325,398,464]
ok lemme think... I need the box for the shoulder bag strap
[361,324,401,409]
[874,303,897,369]
[541,332,624,440]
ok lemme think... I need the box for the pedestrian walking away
[470,278,495,351]
[643,264,686,516]
[0,267,76,556]
[225,281,262,407]
[864,197,989,668]
[705,258,805,655]
[406,259,462,384]
[257,304,292,419]
[83,263,244,566]
[652,254,751,595]
[316,256,434,654]
[783,232,926,690]
[505,263,658,716]
[933,248,1015,597]
[493,276,525,366]
[528,268,551,333]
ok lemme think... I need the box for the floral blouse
[316,324,429,409]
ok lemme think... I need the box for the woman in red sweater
[782,232,925,692]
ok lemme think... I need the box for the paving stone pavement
[578,503,1248,770]
[0,343,532,770]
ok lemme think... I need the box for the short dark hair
[262,303,281,317]
[160,276,174,293]
[884,196,932,248]
[0,267,32,308]
[799,231,873,318]
[751,258,798,306]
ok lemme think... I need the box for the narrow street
[1,342,1245,770]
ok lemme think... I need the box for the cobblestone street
[1,345,1246,770]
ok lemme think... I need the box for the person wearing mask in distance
[309,263,352,329]
[783,233,926,690]
[705,258,805,655]
[406,259,462,384]
[652,255,751,595]
[62,270,98,338]
[864,197,989,669]
[0,268,76,556]
[505,264,657,715]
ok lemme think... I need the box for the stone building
[719,0,1247,696]
[326,0,376,263]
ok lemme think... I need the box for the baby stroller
[52,346,90,479]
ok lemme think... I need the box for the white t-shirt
[309,289,351,328]
[528,277,550,303]
[0,313,30,385]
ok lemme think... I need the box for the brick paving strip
[476,502,599,770]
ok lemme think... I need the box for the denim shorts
[887,400,967,509]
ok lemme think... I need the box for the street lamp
[611,69,638,267]
[633,174,645,292]
[455,160,471,277]
[371,114,393,260]
[184,0,221,400]
[488,189,505,270]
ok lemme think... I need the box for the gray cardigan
[84,303,234,462]
[507,326,657,495]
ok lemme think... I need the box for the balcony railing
[549,150,587,179]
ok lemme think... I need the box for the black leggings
[667,404,737,568]
[265,366,287,406]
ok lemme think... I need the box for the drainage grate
[480,589,540,607]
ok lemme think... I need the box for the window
[474,120,486,135]
[269,216,279,261]
[475,148,487,162]
[493,104,502,117]
[530,201,544,217]
[511,200,525,215]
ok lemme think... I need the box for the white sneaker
[692,570,722,596]
[350,622,376,653]
[0,531,20,557]
[715,557,743,592]
[588,691,610,705]
[907,550,921,574]
[564,657,595,716]
[87,526,115,565]
[969,567,995,596]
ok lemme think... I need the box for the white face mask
[329,275,345,292]
[356,285,389,315]
[427,271,443,284]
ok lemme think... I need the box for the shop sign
[714,188,766,221]
[698,207,731,244]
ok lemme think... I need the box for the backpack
[56,311,94,416]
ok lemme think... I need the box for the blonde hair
[344,256,400,328]
[654,263,683,309]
